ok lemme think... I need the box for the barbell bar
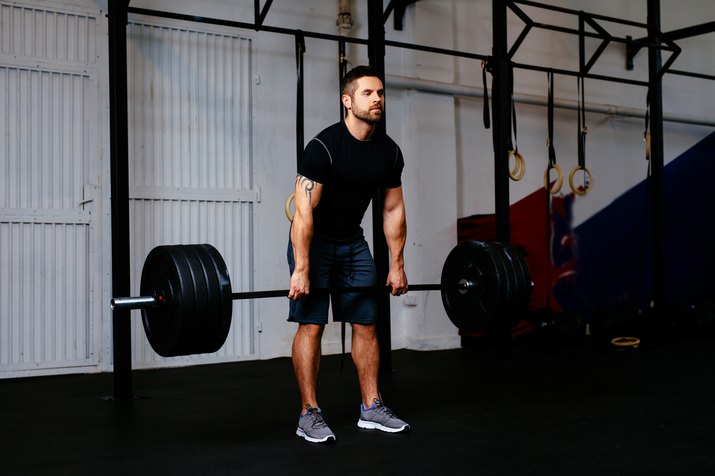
[110,240,532,357]
[111,281,473,310]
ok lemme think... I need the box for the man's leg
[351,323,380,408]
[292,323,325,414]
[352,322,411,433]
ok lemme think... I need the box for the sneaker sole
[296,428,336,443]
[357,419,410,433]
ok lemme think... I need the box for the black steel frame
[109,0,714,398]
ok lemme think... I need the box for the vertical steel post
[491,0,512,355]
[647,0,668,342]
[367,0,392,374]
[492,0,511,242]
[108,0,133,399]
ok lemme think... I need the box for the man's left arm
[383,186,408,296]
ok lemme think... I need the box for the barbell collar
[109,293,166,311]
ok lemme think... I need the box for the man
[287,65,410,443]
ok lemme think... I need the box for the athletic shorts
[287,233,378,325]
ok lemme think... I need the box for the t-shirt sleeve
[384,144,404,189]
[298,138,331,184]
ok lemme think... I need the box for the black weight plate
[492,241,532,329]
[441,240,501,332]
[484,241,517,326]
[140,246,196,357]
[180,245,213,355]
[195,244,233,353]
[486,241,513,304]
[163,246,200,356]
[499,242,532,311]
[187,244,222,354]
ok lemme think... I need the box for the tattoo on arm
[295,175,315,203]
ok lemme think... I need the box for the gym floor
[2,337,714,475]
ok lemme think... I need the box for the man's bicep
[383,186,404,213]
[294,175,324,211]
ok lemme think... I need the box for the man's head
[341,65,384,124]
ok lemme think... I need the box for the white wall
[2,0,713,376]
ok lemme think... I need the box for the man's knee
[351,323,377,339]
[296,323,325,340]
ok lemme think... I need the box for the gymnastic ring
[284,192,295,222]
[508,149,526,181]
[610,336,640,349]
[568,165,593,196]
[543,163,563,194]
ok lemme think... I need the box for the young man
[287,65,410,443]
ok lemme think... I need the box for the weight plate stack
[487,241,532,324]
[140,245,197,357]
[192,244,233,354]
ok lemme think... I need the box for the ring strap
[509,64,518,154]
[577,76,587,170]
[644,87,651,167]
[570,76,592,195]
[482,60,491,129]
[547,71,556,168]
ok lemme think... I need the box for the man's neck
[344,115,376,141]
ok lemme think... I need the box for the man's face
[343,76,385,124]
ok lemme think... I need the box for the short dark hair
[340,65,383,98]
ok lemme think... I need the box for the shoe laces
[370,398,396,418]
[304,406,329,429]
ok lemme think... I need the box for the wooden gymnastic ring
[284,192,295,222]
[568,165,592,196]
[508,149,526,181]
[610,336,640,348]
[543,163,563,194]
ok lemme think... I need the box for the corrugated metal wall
[126,19,256,367]
[1,3,256,376]
[0,2,100,375]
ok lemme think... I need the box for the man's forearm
[383,207,406,270]
[291,213,314,273]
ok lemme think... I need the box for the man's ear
[341,94,351,110]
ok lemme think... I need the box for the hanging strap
[295,32,306,168]
[544,73,554,311]
[644,87,652,166]
[547,71,556,167]
[544,71,562,194]
[482,60,491,129]
[570,76,592,195]
[577,76,586,170]
[508,66,525,180]
[338,39,348,119]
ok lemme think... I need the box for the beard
[351,103,383,124]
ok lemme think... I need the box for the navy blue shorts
[287,233,378,325]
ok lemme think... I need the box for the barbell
[111,240,532,357]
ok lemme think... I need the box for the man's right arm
[289,174,323,300]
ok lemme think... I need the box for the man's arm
[383,186,408,296]
[289,174,323,300]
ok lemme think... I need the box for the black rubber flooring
[2,339,714,475]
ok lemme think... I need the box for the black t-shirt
[298,121,404,240]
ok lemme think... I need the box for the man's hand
[386,266,408,296]
[289,269,310,300]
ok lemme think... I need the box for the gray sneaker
[357,398,410,433]
[296,406,336,443]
